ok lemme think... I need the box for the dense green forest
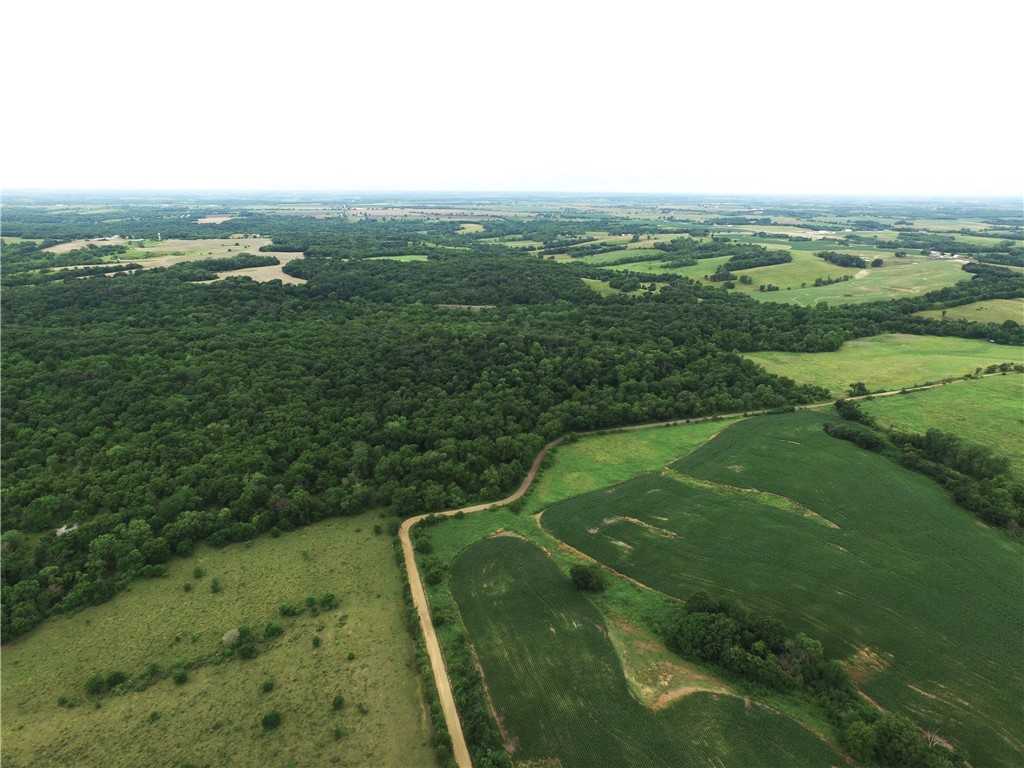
[2,199,1022,639]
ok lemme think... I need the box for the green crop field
[1,516,436,768]
[917,297,1024,325]
[746,333,1023,395]
[450,535,842,768]
[858,374,1024,477]
[540,412,1023,766]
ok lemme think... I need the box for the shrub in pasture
[261,710,282,730]
[106,671,128,690]
[332,694,345,710]
[320,592,338,610]
[279,602,300,617]
[84,674,105,696]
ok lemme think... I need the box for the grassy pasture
[744,255,969,305]
[746,333,1023,395]
[597,248,970,305]
[858,374,1024,478]
[0,516,436,768]
[450,536,842,768]
[540,412,1023,766]
[917,297,1024,325]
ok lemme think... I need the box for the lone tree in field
[570,564,606,592]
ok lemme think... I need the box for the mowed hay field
[746,333,1023,396]
[0,516,437,768]
[541,413,1023,767]
[858,374,1024,478]
[451,536,842,768]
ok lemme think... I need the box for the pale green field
[599,249,969,305]
[1,516,437,768]
[917,298,1024,325]
[562,248,666,265]
[581,277,665,297]
[746,255,968,305]
[859,374,1024,478]
[746,333,1023,396]
[367,254,430,262]
[524,419,741,514]
[910,218,990,232]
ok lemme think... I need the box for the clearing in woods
[916,297,1024,325]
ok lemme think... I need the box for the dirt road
[398,435,563,768]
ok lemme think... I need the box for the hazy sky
[4,1,1022,196]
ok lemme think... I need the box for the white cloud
[3,1,1021,195]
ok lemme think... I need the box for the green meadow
[917,297,1024,325]
[540,412,1023,767]
[367,254,431,262]
[524,419,740,512]
[859,374,1024,477]
[580,277,666,297]
[746,333,1022,395]
[1,516,436,768]
[597,248,970,305]
[450,536,842,768]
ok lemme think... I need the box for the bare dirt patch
[615,516,678,538]
[196,215,236,224]
[845,646,893,687]
[605,613,734,710]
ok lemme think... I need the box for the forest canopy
[2,198,1022,638]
